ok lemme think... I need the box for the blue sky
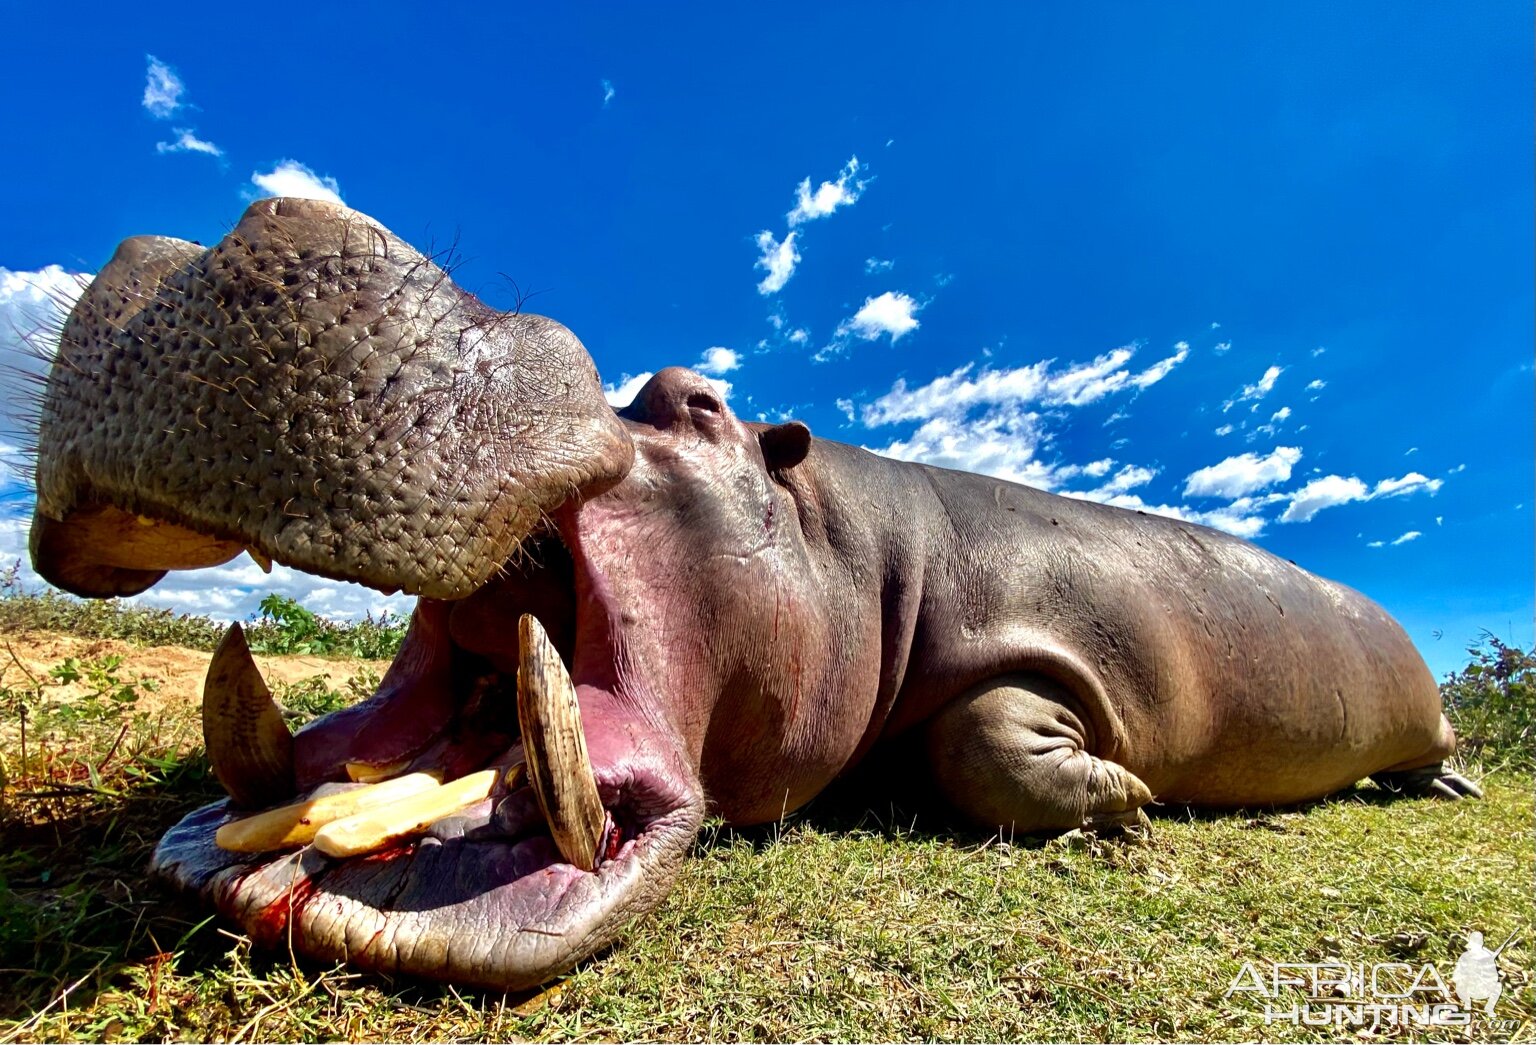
[1,4,1530,681]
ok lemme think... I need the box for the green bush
[1442,634,1534,770]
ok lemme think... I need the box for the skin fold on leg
[925,674,1152,834]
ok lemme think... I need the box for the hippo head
[28,199,819,990]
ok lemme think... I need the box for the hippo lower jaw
[151,511,706,991]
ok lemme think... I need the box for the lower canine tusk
[517,614,607,872]
[203,623,295,807]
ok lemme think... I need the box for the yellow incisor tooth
[214,771,443,853]
[345,758,413,784]
[311,769,500,859]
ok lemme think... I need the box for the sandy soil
[0,629,383,715]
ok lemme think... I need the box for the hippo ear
[759,421,811,472]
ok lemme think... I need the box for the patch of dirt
[0,629,385,715]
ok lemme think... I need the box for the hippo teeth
[517,613,607,873]
[215,770,444,853]
[203,623,296,808]
[311,770,500,858]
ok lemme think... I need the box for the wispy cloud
[1223,364,1284,412]
[1368,530,1423,548]
[787,157,866,226]
[1279,469,1442,524]
[1371,472,1443,499]
[156,128,222,157]
[862,342,1185,425]
[142,55,184,118]
[249,161,344,205]
[754,230,799,294]
[601,79,616,106]
[1183,446,1302,500]
[865,257,894,274]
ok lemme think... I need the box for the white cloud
[142,55,184,118]
[250,160,344,205]
[603,371,732,409]
[843,291,921,343]
[862,342,1179,426]
[1312,346,1327,357]
[1213,341,1232,354]
[1093,464,1158,496]
[1392,530,1422,545]
[156,128,222,157]
[1280,475,1370,523]
[1223,365,1284,412]
[1082,458,1114,478]
[0,266,88,449]
[869,406,1072,489]
[695,346,740,375]
[754,230,799,295]
[1129,341,1189,390]
[1448,463,1466,474]
[787,328,809,345]
[787,157,865,226]
[1183,446,1302,500]
[604,372,652,408]
[1214,424,1234,436]
[1306,379,1326,391]
[1371,472,1443,499]
[601,79,615,106]
[865,257,894,274]
[835,398,855,423]
[1271,406,1291,422]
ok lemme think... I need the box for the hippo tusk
[203,623,295,808]
[517,614,607,872]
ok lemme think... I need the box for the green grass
[0,600,1530,1042]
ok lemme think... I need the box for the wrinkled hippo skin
[30,199,1472,992]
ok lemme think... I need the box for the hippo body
[555,368,1453,835]
[30,199,1471,991]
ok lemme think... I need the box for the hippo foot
[1371,763,1484,800]
[1085,806,1153,840]
[926,674,1153,834]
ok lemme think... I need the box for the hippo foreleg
[925,675,1154,834]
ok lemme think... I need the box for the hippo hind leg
[1371,715,1483,800]
[925,674,1152,835]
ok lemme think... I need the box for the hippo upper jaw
[150,505,706,991]
[29,197,635,602]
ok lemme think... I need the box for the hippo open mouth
[28,198,707,990]
[153,515,705,991]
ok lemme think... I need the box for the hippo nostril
[686,392,720,414]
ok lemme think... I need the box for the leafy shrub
[1442,634,1534,770]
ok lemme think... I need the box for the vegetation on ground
[0,588,1530,1042]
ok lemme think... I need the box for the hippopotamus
[27,198,1477,991]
